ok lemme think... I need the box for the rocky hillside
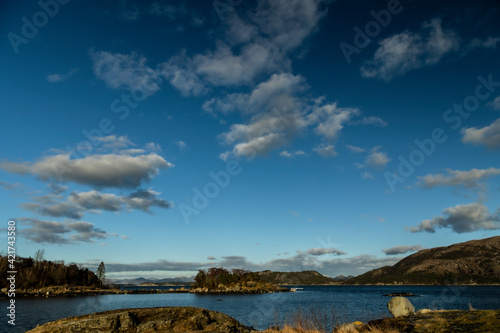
[256,270,339,285]
[345,236,500,285]
[27,307,254,333]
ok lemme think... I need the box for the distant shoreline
[1,285,291,297]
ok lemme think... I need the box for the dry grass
[261,308,401,333]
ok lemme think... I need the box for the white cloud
[251,0,329,53]
[0,153,171,189]
[418,168,500,189]
[488,96,500,110]
[462,118,500,149]
[383,245,423,255]
[158,0,328,94]
[90,50,160,97]
[308,102,359,140]
[361,172,375,180]
[280,150,305,158]
[218,80,308,159]
[346,145,365,153]
[313,144,337,158]
[409,202,500,233]
[204,73,308,115]
[157,54,208,97]
[365,146,390,169]
[95,135,134,151]
[361,19,460,81]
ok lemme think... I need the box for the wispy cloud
[488,96,500,110]
[356,116,387,127]
[361,19,459,81]
[418,168,500,189]
[361,172,375,180]
[383,245,423,255]
[90,50,160,97]
[280,150,305,158]
[313,144,337,158]
[47,68,78,83]
[346,145,365,153]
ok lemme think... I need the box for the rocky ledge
[358,309,500,333]
[27,306,255,333]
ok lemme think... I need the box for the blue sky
[1,0,500,280]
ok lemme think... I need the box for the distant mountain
[345,236,500,285]
[110,276,194,286]
[256,270,340,285]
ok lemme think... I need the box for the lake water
[3,285,500,332]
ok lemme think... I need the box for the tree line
[0,250,106,289]
[193,267,261,288]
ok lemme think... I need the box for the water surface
[3,285,500,333]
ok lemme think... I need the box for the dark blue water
[3,285,500,332]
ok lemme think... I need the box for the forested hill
[256,270,339,285]
[0,255,102,289]
[344,236,500,285]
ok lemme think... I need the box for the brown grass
[261,308,400,333]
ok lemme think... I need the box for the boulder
[387,296,415,318]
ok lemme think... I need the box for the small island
[189,267,289,294]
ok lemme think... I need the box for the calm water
[3,285,500,332]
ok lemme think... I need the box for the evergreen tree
[97,261,106,287]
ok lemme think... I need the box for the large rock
[27,306,254,333]
[387,296,415,318]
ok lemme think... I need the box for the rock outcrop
[27,306,254,333]
[364,309,500,333]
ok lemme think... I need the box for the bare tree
[35,249,45,266]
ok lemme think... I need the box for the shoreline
[4,283,500,298]
[0,285,290,297]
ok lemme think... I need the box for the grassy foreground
[262,309,500,333]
